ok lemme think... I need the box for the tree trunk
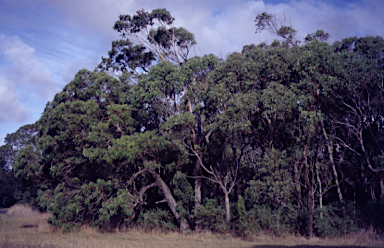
[193,115,203,228]
[294,160,302,208]
[293,159,302,232]
[321,121,344,206]
[380,178,384,202]
[150,170,190,232]
[361,162,368,195]
[306,175,313,239]
[315,162,323,219]
[224,191,231,230]
[303,144,313,238]
[194,157,201,218]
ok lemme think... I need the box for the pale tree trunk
[188,95,203,226]
[321,120,344,205]
[315,161,323,219]
[293,159,303,232]
[361,163,368,194]
[224,190,231,229]
[192,136,238,232]
[370,185,377,201]
[380,178,384,202]
[293,160,302,207]
[321,120,346,218]
[303,144,313,238]
[194,157,201,220]
[149,170,190,232]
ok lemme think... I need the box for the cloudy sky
[0,0,383,144]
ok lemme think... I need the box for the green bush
[313,201,358,237]
[38,179,135,232]
[232,196,252,237]
[137,208,176,231]
[196,198,227,233]
[172,172,194,222]
[360,200,384,231]
[0,168,19,207]
[246,205,296,235]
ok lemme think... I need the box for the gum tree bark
[149,170,190,232]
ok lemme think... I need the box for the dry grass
[1,204,384,248]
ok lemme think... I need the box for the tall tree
[255,12,299,48]
[0,124,38,204]
[332,36,384,201]
[100,8,196,79]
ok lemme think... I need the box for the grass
[1,204,384,248]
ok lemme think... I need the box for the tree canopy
[3,9,384,238]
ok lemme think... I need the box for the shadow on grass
[0,245,55,248]
[253,246,369,248]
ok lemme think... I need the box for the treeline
[1,9,384,238]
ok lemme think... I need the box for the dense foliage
[2,8,384,238]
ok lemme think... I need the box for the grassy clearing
[1,204,383,248]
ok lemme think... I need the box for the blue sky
[0,0,383,144]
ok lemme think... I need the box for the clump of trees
[2,8,384,238]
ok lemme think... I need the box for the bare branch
[138,182,157,204]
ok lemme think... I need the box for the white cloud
[0,35,63,125]
[0,35,61,101]
[345,0,384,37]
[266,0,384,43]
[0,0,383,144]
[40,0,384,59]
[0,76,29,122]
[3,0,384,61]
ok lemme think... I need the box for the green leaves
[7,8,384,235]
[261,82,296,120]
[111,8,196,67]
[255,12,299,48]
[38,179,136,231]
[162,112,196,133]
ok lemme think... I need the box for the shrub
[196,198,227,233]
[313,201,358,237]
[38,179,135,232]
[246,204,296,235]
[137,208,176,231]
[0,166,19,207]
[360,200,384,232]
[232,196,252,238]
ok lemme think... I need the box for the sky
[0,0,383,145]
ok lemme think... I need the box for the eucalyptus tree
[196,51,264,228]
[332,36,384,202]
[16,68,193,231]
[239,43,301,234]
[113,8,196,65]
[0,124,39,204]
[242,43,297,152]
[1,124,37,169]
[10,5,384,236]
[98,9,205,224]
[255,12,299,48]
[304,30,330,44]
[17,70,138,230]
[99,8,196,80]
[13,8,202,232]
[291,38,347,237]
[0,148,18,207]
[158,54,220,220]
